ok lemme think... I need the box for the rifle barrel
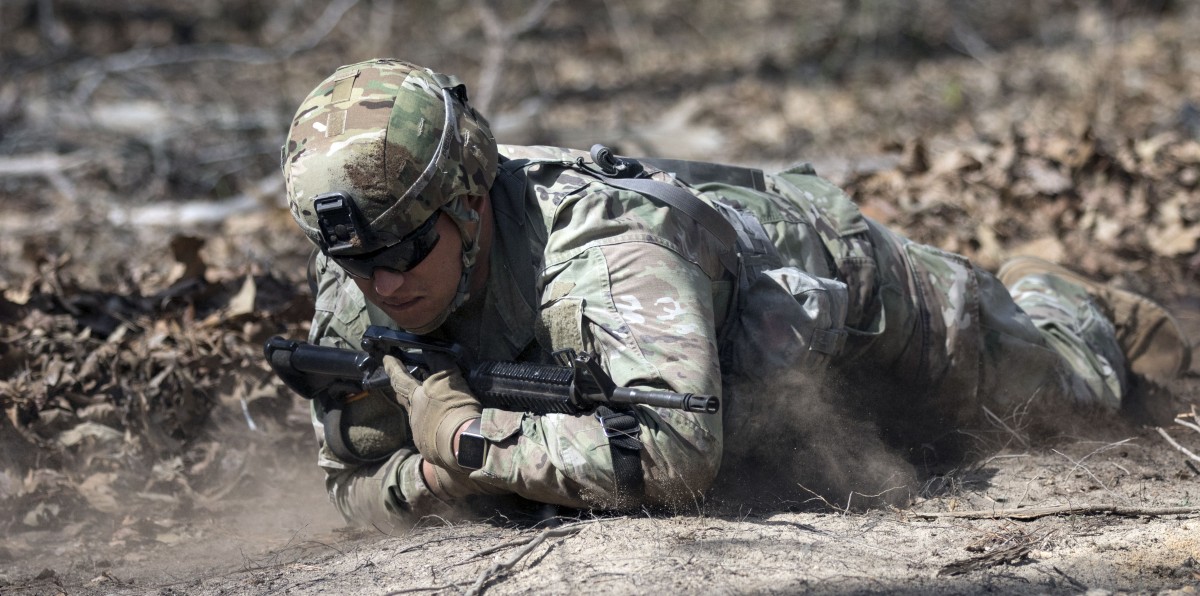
[611,387,720,414]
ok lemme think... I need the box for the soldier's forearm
[469,406,721,510]
[420,417,477,498]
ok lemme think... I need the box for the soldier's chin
[380,299,431,329]
[389,299,456,334]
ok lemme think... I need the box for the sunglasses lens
[330,212,440,279]
[338,258,377,280]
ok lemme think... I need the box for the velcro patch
[331,74,357,103]
[535,297,587,352]
[326,110,347,137]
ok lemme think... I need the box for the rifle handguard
[467,360,720,415]
[468,360,580,414]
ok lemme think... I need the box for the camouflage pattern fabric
[1006,273,1127,407]
[307,144,1128,523]
[282,59,502,333]
[282,59,497,249]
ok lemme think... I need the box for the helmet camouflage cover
[282,59,498,253]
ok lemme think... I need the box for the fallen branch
[69,0,360,101]
[1175,407,1200,434]
[471,534,544,560]
[383,586,455,595]
[466,530,566,595]
[938,529,1047,576]
[1156,427,1200,465]
[107,175,282,227]
[912,504,1200,521]
[0,152,89,176]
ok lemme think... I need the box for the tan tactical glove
[382,355,481,473]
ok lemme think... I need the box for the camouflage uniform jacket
[305,141,887,519]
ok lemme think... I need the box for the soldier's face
[351,214,464,330]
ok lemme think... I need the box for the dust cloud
[713,369,921,512]
[708,277,924,512]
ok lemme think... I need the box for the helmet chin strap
[401,198,481,335]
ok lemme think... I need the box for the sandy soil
[7,424,1200,595]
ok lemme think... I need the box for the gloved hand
[382,355,482,473]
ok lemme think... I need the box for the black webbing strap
[585,145,740,276]
[596,174,740,276]
[636,157,767,192]
[595,406,644,507]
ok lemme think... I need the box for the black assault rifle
[264,325,720,417]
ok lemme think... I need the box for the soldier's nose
[372,268,406,296]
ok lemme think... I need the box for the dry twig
[981,405,1031,449]
[0,151,88,205]
[938,527,1049,576]
[1156,427,1200,465]
[795,481,842,512]
[69,0,360,101]
[108,175,282,227]
[912,504,1200,521]
[1174,407,1200,434]
[0,152,89,177]
[463,519,604,595]
[1051,438,1133,502]
[471,0,558,114]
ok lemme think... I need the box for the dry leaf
[57,422,123,449]
[78,473,121,513]
[167,235,208,284]
[228,275,257,317]
[1022,159,1073,195]
[1148,223,1200,257]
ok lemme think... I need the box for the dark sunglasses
[330,210,441,279]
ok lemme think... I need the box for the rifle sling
[596,406,644,507]
[594,174,740,276]
[636,157,767,192]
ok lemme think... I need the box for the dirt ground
[3,1,1200,594]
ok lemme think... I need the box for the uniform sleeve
[306,253,445,524]
[308,252,370,348]
[473,241,724,509]
[319,445,455,526]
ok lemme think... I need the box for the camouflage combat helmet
[281,59,499,332]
